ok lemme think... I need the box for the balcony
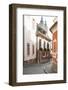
[36,31,51,42]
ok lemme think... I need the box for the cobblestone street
[23,60,57,75]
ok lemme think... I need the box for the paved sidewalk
[23,60,57,75]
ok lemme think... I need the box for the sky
[25,15,57,29]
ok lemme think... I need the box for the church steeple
[38,17,48,33]
[40,16,43,24]
[45,19,48,31]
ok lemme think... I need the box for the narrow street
[23,60,57,75]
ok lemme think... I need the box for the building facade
[36,17,52,63]
[24,16,52,64]
[24,16,37,64]
[50,18,57,64]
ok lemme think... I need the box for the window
[27,43,30,56]
[32,45,34,55]
[39,39,41,49]
[54,42,56,52]
[44,41,45,49]
[47,43,49,49]
[32,18,35,29]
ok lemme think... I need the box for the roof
[50,21,57,33]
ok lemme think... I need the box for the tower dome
[44,19,48,30]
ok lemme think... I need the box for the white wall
[0,0,68,90]
[24,16,36,60]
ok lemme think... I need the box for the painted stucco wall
[24,16,36,61]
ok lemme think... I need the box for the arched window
[27,43,30,56]
[32,44,34,55]
[32,18,35,30]
[47,43,49,49]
